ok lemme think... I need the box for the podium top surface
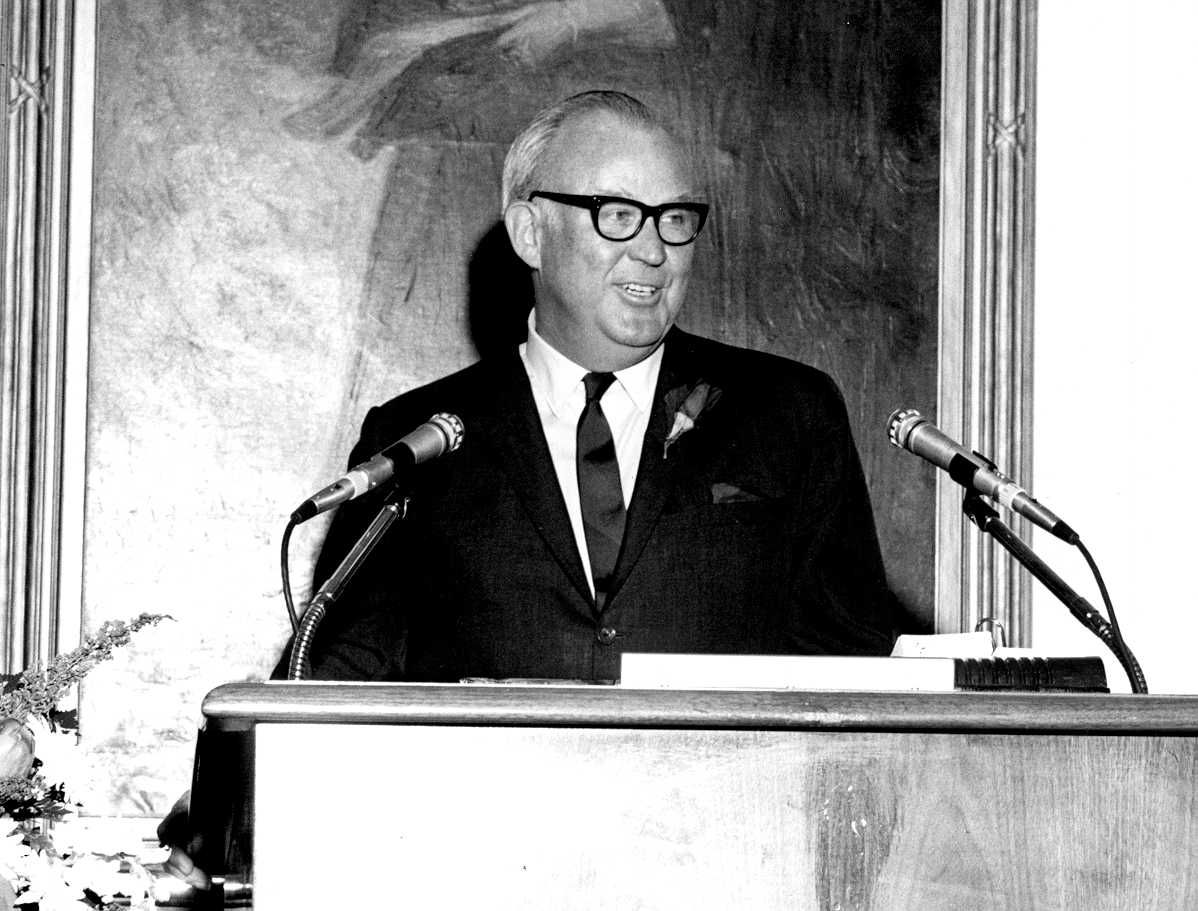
[201,681,1198,735]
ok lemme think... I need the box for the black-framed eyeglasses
[529,191,708,246]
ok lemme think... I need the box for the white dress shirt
[519,315,663,595]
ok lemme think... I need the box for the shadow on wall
[467,220,533,358]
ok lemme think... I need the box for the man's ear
[504,201,542,270]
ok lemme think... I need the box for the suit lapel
[479,332,706,615]
[480,353,595,608]
[605,330,700,608]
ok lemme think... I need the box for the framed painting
[2,0,1033,813]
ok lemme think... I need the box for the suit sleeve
[782,373,898,655]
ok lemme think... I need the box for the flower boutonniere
[663,380,722,459]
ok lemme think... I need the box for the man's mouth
[619,282,661,299]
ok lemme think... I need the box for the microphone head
[400,413,466,464]
[429,413,464,454]
[886,408,926,449]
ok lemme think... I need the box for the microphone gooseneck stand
[287,491,410,681]
[961,491,1148,694]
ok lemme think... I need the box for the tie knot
[583,372,616,404]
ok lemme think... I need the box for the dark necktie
[577,372,626,608]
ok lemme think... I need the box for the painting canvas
[81,0,939,813]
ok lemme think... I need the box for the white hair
[500,90,664,212]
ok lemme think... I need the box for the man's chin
[606,308,678,350]
[605,329,670,362]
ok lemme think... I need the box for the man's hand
[157,790,211,891]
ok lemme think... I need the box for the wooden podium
[190,682,1198,909]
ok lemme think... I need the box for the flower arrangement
[0,613,167,910]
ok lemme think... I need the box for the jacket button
[596,626,617,645]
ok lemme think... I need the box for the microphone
[886,408,1078,544]
[291,413,464,523]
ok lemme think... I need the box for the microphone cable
[281,517,299,633]
[1075,538,1147,694]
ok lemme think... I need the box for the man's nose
[626,217,667,265]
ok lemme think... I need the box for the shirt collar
[520,311,663,417]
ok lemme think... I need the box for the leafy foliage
[0,614,169,724]
[0,614,168,908]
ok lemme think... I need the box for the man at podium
[277,89,897,683]
[165,87,899,895]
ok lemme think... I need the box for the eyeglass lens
[597,200,702,244]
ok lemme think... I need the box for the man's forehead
[541,111,696,195]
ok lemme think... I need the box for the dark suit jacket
[285,328,896,681]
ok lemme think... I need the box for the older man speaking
[287,90,897,682]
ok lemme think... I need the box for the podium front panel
[249,716,1197,910]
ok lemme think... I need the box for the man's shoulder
[351,355,523,451]
[369,355,517,416]
[670,329,845,410]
